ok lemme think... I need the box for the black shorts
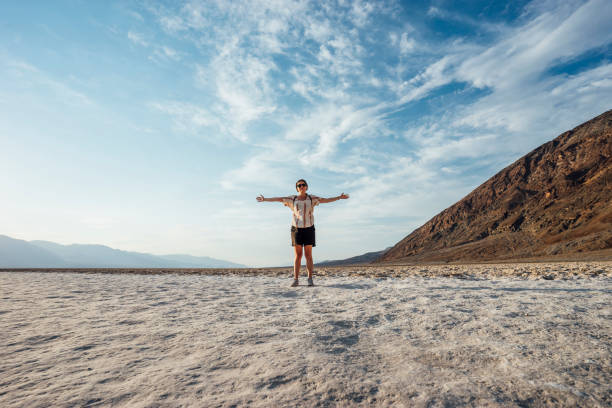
[291,225,316,247]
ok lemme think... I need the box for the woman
[257,179,349,287]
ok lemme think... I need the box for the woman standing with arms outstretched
[257,179,349,287]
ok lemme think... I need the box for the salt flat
[1,265,610,407]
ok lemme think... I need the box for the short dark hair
[295,179,308,190]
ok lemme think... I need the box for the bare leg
[304,245,314,279]
[293,245,303,280]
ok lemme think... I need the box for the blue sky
[1,0,611,267]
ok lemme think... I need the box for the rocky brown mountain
[380,110,612,263]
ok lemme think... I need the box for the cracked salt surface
[0,270,610,407]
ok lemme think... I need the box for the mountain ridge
[379,109,612,263]
[316,248,390,266]
[0,235,246,268]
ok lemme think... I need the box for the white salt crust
[1,266,610,407]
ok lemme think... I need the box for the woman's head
[295,179,308,192]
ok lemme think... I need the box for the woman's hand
[256,194,265,202]
[339,193,349,199]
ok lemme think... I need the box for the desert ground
[1,262,610,407]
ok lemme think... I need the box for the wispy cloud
[135,0,611,261]
[127,30,148,47]
[426,5,507,35]
[456,0,611,90]
[127,30,181,63]
[3,0,610,265]
[149,100,222,140]
[210,45,278,138]
[151,45,181,61]
[449,0,612,138]
[158,0,611,192]
[2,57,94,107]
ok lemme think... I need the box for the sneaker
[307,277,314,287]
[291,279,299,287]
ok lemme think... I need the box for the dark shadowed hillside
[316,248,390,266]
[380,110,612,263]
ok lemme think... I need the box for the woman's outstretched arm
[316,193,349,204]
[257,195,290,203]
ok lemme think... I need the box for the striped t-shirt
[283,195,320,228]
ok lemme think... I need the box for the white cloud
[219,141,299,191]
[417,134,500,163]
[128,29,182,63]
[291,80,311,100]
[350,0,375,27]
[126,10,144,22]
[153,45,181,61]
[139,0,612,264]
[304,18,333,43]
[211,51,278,140]
[127,31,148,47]
[281,102,387,168]
[149,100,220,137]
[218,100,387,192]
[456,63,612,137]
[399,32,416,54]
[159,15,185,32]
[387,0,612,151]
[220,156,276,191]
[3,57,93,107]
[426,4,509,36]
[446,0,612,139]
[427,6,441,17]
[456,0,612,91]
[398,55,456,104]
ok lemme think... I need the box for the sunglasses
[296,183,307,188]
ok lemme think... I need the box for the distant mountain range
[380,109,612,263]
[0,235,246,268]
[316,248,391,266]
